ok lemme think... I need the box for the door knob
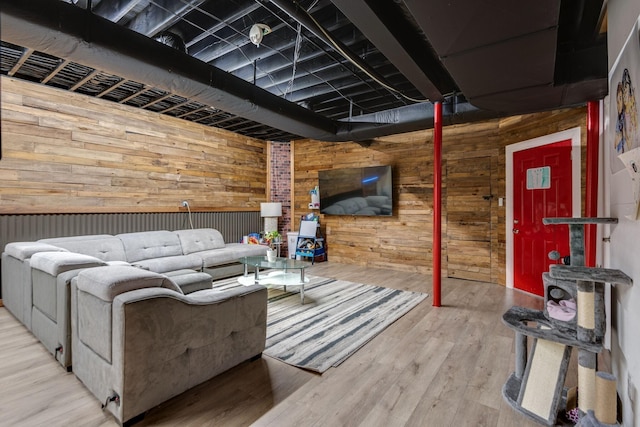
[513,229,519,234]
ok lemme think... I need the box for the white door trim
[505,127,582,289]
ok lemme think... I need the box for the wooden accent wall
[0,77,267,214]
[1,75,588,285]
[292,108,587,284]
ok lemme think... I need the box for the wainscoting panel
[0,211,262,260]
[0,211,262,298]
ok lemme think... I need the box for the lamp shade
[260,202,282,217]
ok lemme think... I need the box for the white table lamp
[260,202,282,233]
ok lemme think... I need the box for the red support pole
[585,101,600,267]
[433,101,442,307]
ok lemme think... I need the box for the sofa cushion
[106,260,132,266]
[164,269,212,294]
[232,243,270,259]
[195,243,268,267]
[117,230,183,263]
[4,242,68,260]
[30,251,107,276]
[40,234,127,262]
[191,248,238,267]
[175,228,226,253]
[132,254,203,273]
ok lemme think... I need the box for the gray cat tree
[502,217,632,426]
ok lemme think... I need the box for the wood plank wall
[292,108,587,284]
[1,75,588,286]
[0,77,267,214]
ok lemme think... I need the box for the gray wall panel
[0,211,263,297]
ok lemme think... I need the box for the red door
[513,140,573,295]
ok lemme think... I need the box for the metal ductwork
[154,31,188,54]
[334,97,504,142]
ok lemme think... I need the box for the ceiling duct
[154,31,188,54]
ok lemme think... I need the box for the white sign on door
[526,166,551,190]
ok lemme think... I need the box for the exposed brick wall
[269,142,292,255]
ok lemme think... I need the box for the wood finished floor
[1,262,571,427]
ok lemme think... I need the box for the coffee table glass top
[238,256,309,303]
[239,256,308,270]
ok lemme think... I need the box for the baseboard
[0,299,3,308]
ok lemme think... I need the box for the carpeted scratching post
[595,372,617,424]
[566,221,596,414]
[577,278,597,413]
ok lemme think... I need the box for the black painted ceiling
[0,0,608,142]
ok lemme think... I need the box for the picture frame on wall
[609,15,640,173]
[609,15,640,219]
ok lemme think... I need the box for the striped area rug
[212,275,428,373]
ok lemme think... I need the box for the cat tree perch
[502,217,632,426]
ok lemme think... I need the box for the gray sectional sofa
[2,228,269,425]
[1,228,268,368]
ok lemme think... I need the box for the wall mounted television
[319,165,393,216]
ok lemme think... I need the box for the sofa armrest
[2,243,66,330]
[4,242,68,260]
[31,251,107,276]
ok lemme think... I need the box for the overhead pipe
[334,97,505,141]
[265,0,403,99]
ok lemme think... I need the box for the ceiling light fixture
[249,23,272,47]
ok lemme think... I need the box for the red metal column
[433,101,442,307]
[585,100,600,267]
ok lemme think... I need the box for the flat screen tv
[319,165,393,216]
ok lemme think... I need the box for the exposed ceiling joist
[330,0,455,102]
[1,0,609,142]
[0,0,337,140]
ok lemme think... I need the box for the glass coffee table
[238,256,310,303]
